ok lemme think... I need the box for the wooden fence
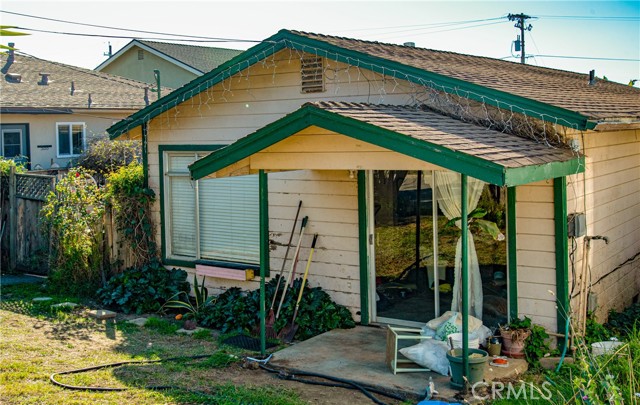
[1,167,135,276]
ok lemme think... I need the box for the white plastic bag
[399,339,450,376]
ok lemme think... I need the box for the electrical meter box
[567,213,586,237]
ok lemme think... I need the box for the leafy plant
[104,163,157,267]
[197,277,356,340]
[98,261,189,314]
[606,302,640,338]
[525,323,551,368]
[41,168,106,295]
[0,156,26,176]
[585,312,611,345]
[499,316,532,343]
[445,207,505,241]
[163,275,215,321]
[76,139,140,184]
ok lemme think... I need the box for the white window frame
[56,122,86,158]
[163,150,260,266]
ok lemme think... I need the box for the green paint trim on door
[554,177,570,344]
[507,186,518,320]
[357,170,369,325]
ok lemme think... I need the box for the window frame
[159,145,260,271]
[56,122,86,158]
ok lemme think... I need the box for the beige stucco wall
[99,46,198,89]
[566,128,640,322]
[1,111,134,169]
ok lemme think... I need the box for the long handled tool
[280,234,319,343]
[265,201,302,338]
[275,216,309,321]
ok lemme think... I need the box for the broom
[265,201,302,338]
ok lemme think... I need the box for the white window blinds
[165,151,259,265]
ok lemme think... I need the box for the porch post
[461,174,469,378]
[554,177,569,351]
[259,169,269,355]
[507,186,518,321]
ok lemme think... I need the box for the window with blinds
[165,151,259,265]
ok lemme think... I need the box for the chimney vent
[38,72,51,85]
[5,73,21,83]
[8,42,15,57]
[589,69,596,86]
[70,81,75,95]
[403,42,416,47]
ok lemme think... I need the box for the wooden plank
[517,266,556,284]
[195,264,255,281]
[8,166,17,271]
[517,281,558,301]
[518,251,556,269]
[517,202,554,219]
[516,185,553,202]
[516,218,555,236]
[517,234,555,252]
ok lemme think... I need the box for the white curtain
[435,171,485,320]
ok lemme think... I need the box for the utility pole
[508,13,534,64]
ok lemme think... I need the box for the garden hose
[50,354,211,392]
[555,314,571,373]
[257,363,407,405]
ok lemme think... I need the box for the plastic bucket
[447,332,480,349]
[591,341,623,356]
[446,348,488,389]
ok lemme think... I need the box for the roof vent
[38,72,51,85]
[589,69,596,86]
[403,42,416,47]
[301,56,324,94]
[5,73,21,83]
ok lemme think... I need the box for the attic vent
[138,50,144,60]
[301,56,324,94]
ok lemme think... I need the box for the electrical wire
[530,54,640,62]
[335,16,506,33]
[538,14,640,21]
[373,20,509,40]
[0,9,263,43]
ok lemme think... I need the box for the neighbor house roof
[189,102,583,187]
[108,29,640,137]
[1,52,157,112]
[95,40,243,75]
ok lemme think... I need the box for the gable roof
[189,101,583,187]
[108,29,640,138]
[96,39,243,75]
[1,52,155,112]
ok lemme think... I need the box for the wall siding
[566,129,640,322]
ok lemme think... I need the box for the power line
[16,27,256,43]
[373,20,508,41]
[531,54,640,62]
[0,9,263,42]
[335,16,506,33]
[538,14,640,21]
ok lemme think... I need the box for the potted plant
[499,316,532,358]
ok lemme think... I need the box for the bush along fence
[1,161,151,294]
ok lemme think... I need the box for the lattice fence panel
[15,174,55,201]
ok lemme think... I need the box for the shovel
[275,216,309,321]
[280,234,319,343]
[265,201,302,338]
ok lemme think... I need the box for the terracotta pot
[500,328,530,358]
[183,319,197,330]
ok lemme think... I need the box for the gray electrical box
[568,213,586,237]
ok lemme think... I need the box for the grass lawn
[0,283,310,405]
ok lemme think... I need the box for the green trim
[196,259,259,271]
[189,104,584,186]
[259,170,269,355]
[460,174,469,377]
[507,186,518,321]
[158,144,229,266]
[554,177,570,346]
[504,157,585,187]
[357,170,369,325]
[108,29,593,139]
[142,122,148,188]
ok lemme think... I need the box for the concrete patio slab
[270,325,527,401]
[87,309,117,320]
[51,302,78,309]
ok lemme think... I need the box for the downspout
[141,122,149,188]
[554,177,570,351]
[461,174,469,378]
[259,170,269,355]
[357,170,370,325]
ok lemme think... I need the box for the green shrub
[198,277,355,340]
[41,168,105,295]
[0,156,26,176]
[98,261,189,314]
[76,139,140,183]
[104,163,157,266]
[606,302,640,338]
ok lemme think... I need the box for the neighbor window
[57,122,85,157]
[164,151,260,265]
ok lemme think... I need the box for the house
[96,40,243,89]
[108,30,640,347]
[1,46,155,169]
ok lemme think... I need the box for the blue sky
[1,1,638,85]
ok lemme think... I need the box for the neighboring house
[0,47,154,169]
[108,30,640,343]
[96,40,243,89]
